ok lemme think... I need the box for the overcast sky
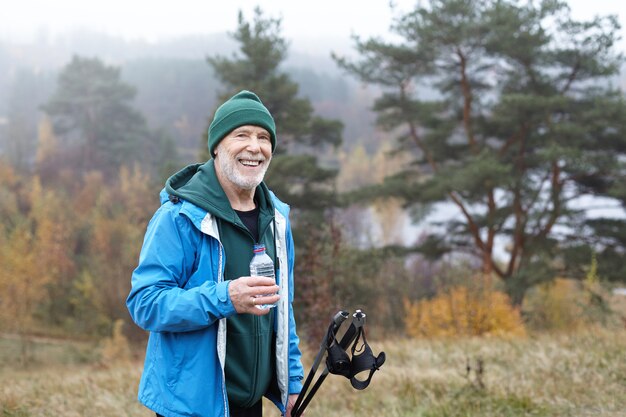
[1,1,625,51]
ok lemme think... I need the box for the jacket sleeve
[126,203,236,333]
[286,217,305,394]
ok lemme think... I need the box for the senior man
[127,90,304,417]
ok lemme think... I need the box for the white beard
[216,152,270,191]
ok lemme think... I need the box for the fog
[2,0,625,52]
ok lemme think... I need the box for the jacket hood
[164,160,274,222]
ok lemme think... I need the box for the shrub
[404,285,526,338]
[98,319,132,365]
[523,276,615,331]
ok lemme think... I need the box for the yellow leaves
[336,142,411,192]
[0,225,41,331]
[35,116,59,166]
[74,171,104,213]
[0,173,77,333]
[0,162,155,337]
[98,319,132,366]
[404,286,526,338]
[0,161,20,225]
[0,159,17,186]
[585,252,599,286]
[522,276,612,331]
[117,164,153,224]
[30,176,76,280]
[337,144,372,192]
[70,271,98,311]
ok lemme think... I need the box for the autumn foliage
[0,158,155,340]
[403,284,526,338]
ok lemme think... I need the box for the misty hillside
[0,30,383,165]
[1,29,625,166]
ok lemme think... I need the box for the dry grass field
[1,327,625,417]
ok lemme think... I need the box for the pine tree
[206,8,344,340]
[43,56,148,177]
[335,0,626,303]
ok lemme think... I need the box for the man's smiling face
[214,125,273,192]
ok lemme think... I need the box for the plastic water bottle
[249,244,277,309]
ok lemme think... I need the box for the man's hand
[228,276,280,315]
[285,393,300,417]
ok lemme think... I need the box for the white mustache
[237,153,266,162]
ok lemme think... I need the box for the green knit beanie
[208,90,276,157]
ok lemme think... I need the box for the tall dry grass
[1,361,150,416]
[2,327,625,417]
[264,326,625,417]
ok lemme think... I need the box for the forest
[1,1,626,355]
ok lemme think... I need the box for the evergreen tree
[335,0,626,303]
[43,56,148,177]
[206,8,344,340]
[565,180,626,284]
[206,8,343,211]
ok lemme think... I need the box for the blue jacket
[127,189,304,417]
